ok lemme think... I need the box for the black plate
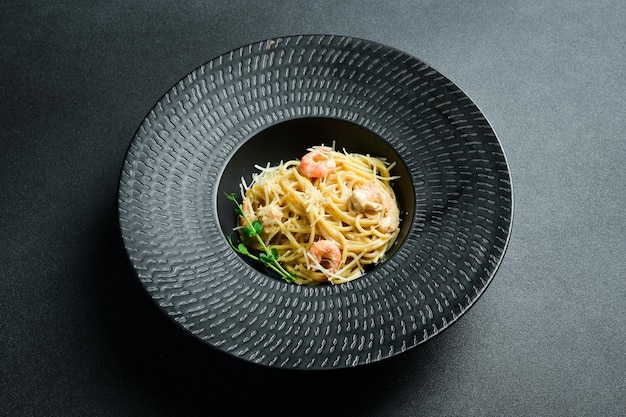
[118,35,513,369]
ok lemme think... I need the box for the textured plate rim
[117,34,514,370]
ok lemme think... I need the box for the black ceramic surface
[118,34,513,369]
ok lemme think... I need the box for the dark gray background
[2,1,624,416]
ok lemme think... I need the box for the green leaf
[242,225,256,237]
[252,220,263,234]
[259,252,271,264]
[237,243,249,255]
[270,247,279,259]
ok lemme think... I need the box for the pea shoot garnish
[225,193,296,283]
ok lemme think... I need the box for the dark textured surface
[118,35,512,369]
[2,0,625,415]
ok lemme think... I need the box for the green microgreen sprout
[225,193,296,283]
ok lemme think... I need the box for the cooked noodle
[237,145,401,285]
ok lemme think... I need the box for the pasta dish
[234,145,401,285]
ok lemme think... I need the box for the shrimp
[350,183,400,233]
[307,239,342,276]
[299,147,336,179]
[239,197,283,236]
[240,196,256,227]
[256,204,283,236]
[380,196,400,233]
[350,184,384,215]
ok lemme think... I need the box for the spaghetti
[236,145,401,285]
